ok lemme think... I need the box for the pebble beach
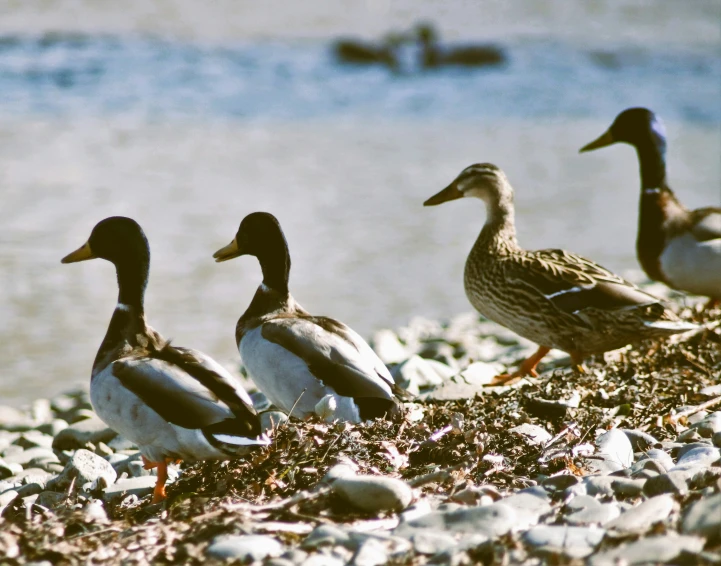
[1,287,720,565]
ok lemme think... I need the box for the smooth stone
[105,435,137,452]
[249,391,271,412]
[522,526,605,559]
[410,531,459,555]
[103,476,157,501]
[605,494,675,533]
[677,429,702,443]
[587,459,624,475]
[565,502,620,526]
[621,429,658,451]
[48,449,117,491]
[333,475,412,513]
[682,493,721,543]
[0,406,34,431]
[0,460,23,479]
[690,412,721,437]
[588,534,705,566]
[352,538,388,566]
[672,446,720,471]
[83,500,109,523]
[127,460,151,478]
[583,476,617,497]
[502,489,551,527]
[52,416,117,450]
[565,495,600,513]
[0,489,18,515]
[324,463,358,483]
[643,471,690,496]
[459,361,503,387]
[596,429,633,469]
[395,502,516,538]
[633,456,669,475]
[509,424,552,446]
[261,411,289,432]
[13,431,54,449]
[30,399,52,424]
[16,482,44,497]
[302,525,352,550]
[392,355,447,394]
[632,469,659,481]
[3,447,59,467]
[610,478,646,497]
[700,385,721,396]
[300,555,345,566]
[37,419,68,438]
[714,432,721,448]
[542,474,580,491]
[206,534,283,562]
[371,330,408,366]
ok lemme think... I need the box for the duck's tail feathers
[212,432,271,446]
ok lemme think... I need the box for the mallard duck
[424,163,697,380]
[61,217,269,503]
[332,32,404,72]
[580,107,721,308]
[213,212,401,423]
[416,23,506,69]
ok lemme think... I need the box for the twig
[665,395,721,425]
[287,389,307,419]
[225,486,331,513]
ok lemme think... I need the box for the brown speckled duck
[62,217,269,503]
[581,107,721,308]
[424,163,697,380]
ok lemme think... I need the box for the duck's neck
[92,258,150,374]
[258,243,290,297]
[634,138,667,190]
[474,191,520,255]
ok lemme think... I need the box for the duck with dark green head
[581,107,721,308]
[213,212,402,423]
[62,217,270,503]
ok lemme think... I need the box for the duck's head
[416,22,438,44]
[213,212,287,264]
[61,216,149,267]
[424,163,511,207]
[580,107,666,153]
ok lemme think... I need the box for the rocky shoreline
[1,293,720,565]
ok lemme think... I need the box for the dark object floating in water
[416,23,506,69]
[331,33,404,72]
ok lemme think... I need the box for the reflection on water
[0,25,719,405]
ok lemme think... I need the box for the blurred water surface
[1,1,719,403]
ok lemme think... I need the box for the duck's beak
[424,183,463,206]
[213,238,243,263]
[61,241,95,263]
[579,129,615,153]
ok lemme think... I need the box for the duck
[580,107,721,308]
[416,23,506,69]
[213,212,401,423]
[332,32,404,72]
[61,216,269,503]
[424,163,697,381]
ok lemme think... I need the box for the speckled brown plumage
[425,163,697,378]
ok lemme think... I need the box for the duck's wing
[260,315,395,401]
[113,343,262,440]
[513,249,663,317]
[689,207,721,242]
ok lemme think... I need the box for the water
[1,2,719,404]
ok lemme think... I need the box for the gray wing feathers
[261,318,394,400]
[113,358,235,429]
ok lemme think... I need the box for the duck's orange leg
[151,460,168,503]
[140,456,179,503]
[490,346,551,385]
